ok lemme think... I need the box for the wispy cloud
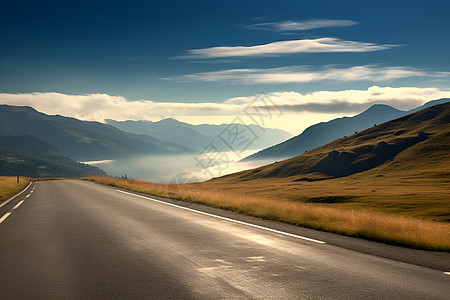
[225,86,450,113]
[172,65,449,84]
[245,19,358,31]
[0,92,233,122]
[172,38,396,59]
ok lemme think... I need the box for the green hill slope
[0,135,107,178]
[0,105,194,161]
[215,102,450,182]
[243,98,449,162]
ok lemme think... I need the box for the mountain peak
[156,118,184,125]
[0,104,39,114]
[242,103,407,162]
[359,104,403,116]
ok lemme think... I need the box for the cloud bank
[174,65,448,84]
[227,86,450,113]
[1,86,449,124]
[245,19,358,31]
[173,38,396,59]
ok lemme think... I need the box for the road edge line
[116,189,325,244]
[0,182,32,209]
[0,212,12,224]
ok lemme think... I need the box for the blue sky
[1,0,450,133]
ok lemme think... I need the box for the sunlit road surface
[0,180,448,299]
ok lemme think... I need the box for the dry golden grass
[203,171,450,222]
[31,177,70,182]
[209,103,450,222]
[84,176,450,252]
[0,176,31,203]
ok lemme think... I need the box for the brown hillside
[200,102,449,222]
[214,102,450,183]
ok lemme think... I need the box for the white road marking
[246,256,266,262]
[116,190,325,244]
[198,265,232,272]
[0,182,32,208]
[25,194,30,198]
[444,272,450,275]
[30,190,33,194]
[0,213,12,224]
[12,200,24,210]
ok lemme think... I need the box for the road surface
[0,180,449,299]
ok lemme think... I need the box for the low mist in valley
[84,151,275,183]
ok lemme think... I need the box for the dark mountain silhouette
[408,98,450,113]
[0,105,194,161]
[213,102,450,183]
[106,118,293,152]
[0,135,107,178]
[242,98,450,162]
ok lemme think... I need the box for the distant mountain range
[1,100,447,179]
[0,135,106,178]
[214,101,450,183]
[0,105,194,161]
[0,104,292,178]
[106,118,293,152]
[242,98,450,162]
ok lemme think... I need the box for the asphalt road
[0,180,449,299]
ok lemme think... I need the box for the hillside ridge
[243,98,450,162]
[214,101,449,182]
[0,104,193,161]
[0,135,106,177]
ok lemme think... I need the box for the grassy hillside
[0,135,107,178]
[243,98,449,162]
[219,102,449,182]
[203,102,449,222]
[0,176,30,203]
[244,104,404,161]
